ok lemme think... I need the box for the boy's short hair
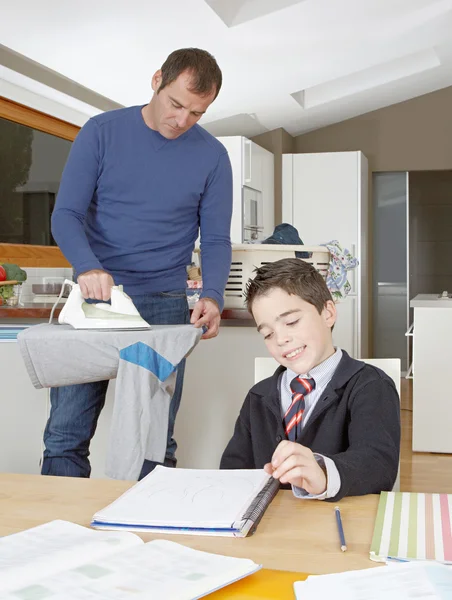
[245,257,333,315]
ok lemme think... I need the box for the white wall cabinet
[243,138,263,191]
[0,340,48,474]
[282,151,369,358]
[217,136,274,243]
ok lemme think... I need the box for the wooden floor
[400,378,452,493]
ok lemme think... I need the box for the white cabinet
[243,138,263,191]
[217,136,274,243]
[89,381,116,478]
[64,327,270,476]
[282,151,368,358]
[175,326,268,469]
[411,298,452,453]
[0,340,48,474]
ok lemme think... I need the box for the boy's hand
[264,441,327,495]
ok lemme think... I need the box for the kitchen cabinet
[410,295,452,453]
[217,136,274,243]
[88,323,269,476]
[282,151,369,358]
[243,137,263,191]
[0,330,48,474]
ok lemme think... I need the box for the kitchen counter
[0,302,260,477]
[0,303,63,319]
[410,293,452,308]
[410,295,452,454]
[0,303,254,323]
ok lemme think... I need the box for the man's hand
[264,440,327,495]
[77,269,114,301]
[190,297,221,340]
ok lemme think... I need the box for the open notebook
[0,520,261,599]
[370,491,452,564]
[91,467,279,537]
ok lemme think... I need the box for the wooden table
[0,473,381,576]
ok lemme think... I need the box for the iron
[53,279,151,330]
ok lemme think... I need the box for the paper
[371,492,452,563]
[92,467,272,530]
[0,535,260,600]
[0,520,141,594]
[294,562,452,600]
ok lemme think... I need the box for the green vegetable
[0,263,27,282]
[0,285,14,301]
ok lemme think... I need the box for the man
[45,48,232,479]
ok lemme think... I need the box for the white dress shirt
[279,348,343,500]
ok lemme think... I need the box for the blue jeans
[41,290,190,479]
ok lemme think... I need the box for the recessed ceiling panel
[201,113,268,137]
[291,48,441,109]
[204,0,307,27]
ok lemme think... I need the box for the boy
[220,258,400,501]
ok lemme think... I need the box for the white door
[333,296,357,358]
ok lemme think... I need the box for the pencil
[335,506,347,552]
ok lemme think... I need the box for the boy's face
[253,288,336,375]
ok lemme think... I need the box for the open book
[91,467,279,537]
[0,520,261,599]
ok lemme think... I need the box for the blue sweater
[51,106,233,309]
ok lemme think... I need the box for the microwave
[242,186,264,242]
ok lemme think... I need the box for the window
[0,116,73,245]
[0,98,79,247]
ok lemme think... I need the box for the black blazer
[220,351,400,501]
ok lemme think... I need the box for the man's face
[149,70,216,139]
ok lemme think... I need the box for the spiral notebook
[91,467,279,537]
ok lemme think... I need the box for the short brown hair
[158,48,222,100]
[245,258,333,315]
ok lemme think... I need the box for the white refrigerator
[282,151,369,359]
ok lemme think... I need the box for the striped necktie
[284,376,316,441]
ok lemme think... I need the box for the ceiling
[1,0,452,137]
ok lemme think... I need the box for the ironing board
[17,323,202,480]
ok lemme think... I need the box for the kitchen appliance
[54,280,151,330]
[242,187,264,242]
[32,282,68,304]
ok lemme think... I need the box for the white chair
[254,357,401,492]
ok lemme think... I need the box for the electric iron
[54,280,151,330]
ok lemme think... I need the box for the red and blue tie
[284,376,316,441]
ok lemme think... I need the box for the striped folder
[370,491,452,564]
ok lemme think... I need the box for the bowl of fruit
[0,263,27,307]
